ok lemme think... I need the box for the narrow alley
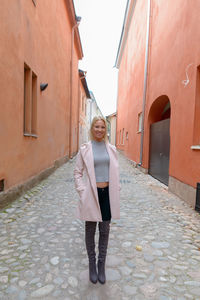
[0,153,200,300]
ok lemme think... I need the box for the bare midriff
[96,182,109,188]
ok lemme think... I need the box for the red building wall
[117,0,148,161]
[116,0,200,206]
[0,0,82,191]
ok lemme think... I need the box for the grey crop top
[91,140,110,182]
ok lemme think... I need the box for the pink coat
[74,141,120,221]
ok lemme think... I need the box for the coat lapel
[105,143,115,184]
[80,141,117,207]
[80,141,99,203]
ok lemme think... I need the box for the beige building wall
[107,113,117,145]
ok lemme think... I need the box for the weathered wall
[117,0,148,162]
[0,0,81,191]
[71,50,80,156]
[117,0,200,196]
[144,0,200,189]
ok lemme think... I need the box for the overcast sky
[73,0,127,116]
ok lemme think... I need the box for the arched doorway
[148,96,171,185]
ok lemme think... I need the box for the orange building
[0,0,83,205]
[116,0,200,208]
[78,69,91,146]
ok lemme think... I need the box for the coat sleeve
[74,150,85,194]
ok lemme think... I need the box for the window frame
[191,65,200,149]
[138,112,143,133]
[24,63,38,138]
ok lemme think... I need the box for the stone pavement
[0,153,200,300]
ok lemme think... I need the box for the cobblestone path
[0,153,200,300]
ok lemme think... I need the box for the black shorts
[97,186,111,221]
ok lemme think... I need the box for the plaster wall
[71,51,80,156]
[143,0,200,189]
[117,0,200,191]
[117,0,148,162]
[0,0,80,190]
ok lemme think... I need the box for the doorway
[148,96,171,185]
[149,118,170,185]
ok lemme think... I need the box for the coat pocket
[78,187,86,200]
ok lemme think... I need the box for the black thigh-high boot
[98,221,110,284]
[85,221,98,284]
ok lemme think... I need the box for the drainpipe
[139,0,151,166]
[69,17,81,159]
[77,79,80,150]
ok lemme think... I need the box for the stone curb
[0,155,70,210]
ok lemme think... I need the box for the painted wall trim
[191,145,200,150]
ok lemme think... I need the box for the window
[126,131,128,140]
[116,131,119,145]
[24,63,37,137]
[119,130,121,145]
[24,64,31,134]
[31,71,37,134]
[122,128,125,145]
[193,65,200,146]
[138,112,143,133]
[0,179,4,192]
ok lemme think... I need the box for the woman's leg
[85,221,98,283]
[98,220,110,284]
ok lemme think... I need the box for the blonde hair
[89,116,108,141]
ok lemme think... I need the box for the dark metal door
[149,118,170,185]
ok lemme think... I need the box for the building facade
[106,113,117,145]
[0,0,83,205]
[116,0,200,207]
[78,69,91,146]
[85,91,104,141]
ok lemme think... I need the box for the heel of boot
[89,261,98,284]
[98,261,106,284]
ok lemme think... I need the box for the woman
[74,116,120,284]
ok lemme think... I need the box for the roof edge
[115,0,137,68]
[79,70,90,98]
[65,0,83,59]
